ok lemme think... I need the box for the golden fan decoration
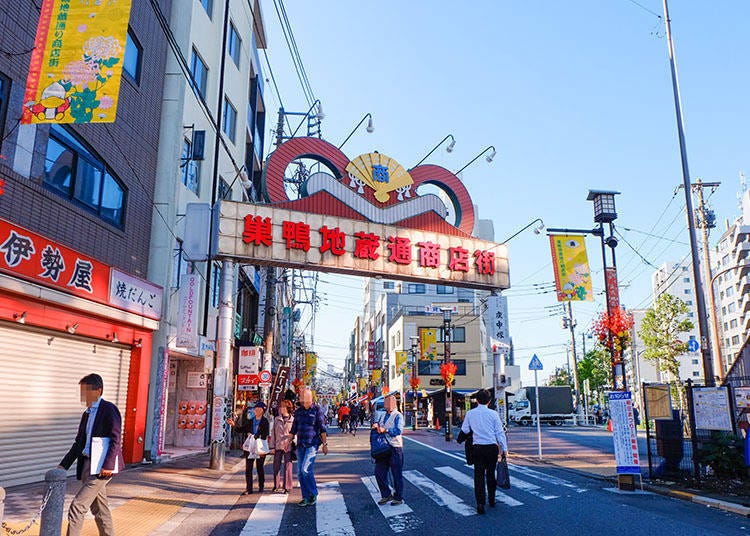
[345,152,413,203]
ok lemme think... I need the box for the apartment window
[683,277,690,283]
[223,96,237,143]
[438,326,466,343]
[228,22,241,67]
[190,48,208,98]
[687,312,694,318]
[408,283,426,294]
[181,138,200,195]
[732,335,741,345]
[200,0,213,17]
[724,322,729,331]
[44,125,126,226]
[728,302,736,313]
[686,300,693,306]
[720,291,725,300]
[730,319,738,329]
[722,306,727,315]
[692,359,699,365]
[723,254,730,266]
[681,266,688,272]
[123,28,142,82]
[218,177,231,200]
[692,371,700,377]
[725,338,731,347]
[0,72,10,151]
[683,288,691,294]
[418,359,467,376]
[383,281,395,290]
[436,285,454,294]
[726,286,734,297]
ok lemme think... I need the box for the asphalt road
[210,426,748,536]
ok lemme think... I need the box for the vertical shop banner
[420,328,438,360]
[176,274,199,348]
[605,267,620,311]
[23,0,133,124]
[367,342,376,370]
[269,366,290,414]
[304,352,318,383]
[237,346,261,390]
[608,391,640,474]
[549,234,593,302]
[279,306,290,357]
[485,293,510,353]
[372,369,382,385]
[396,351,408,371]
[154,349,170,457]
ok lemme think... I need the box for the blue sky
[260,1,750,383]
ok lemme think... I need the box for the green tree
[638,293,694,409]
[577,346,610,395]
[547,367,572,387]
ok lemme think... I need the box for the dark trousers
[374,447,404,500]
[273,449,293,490]
[245,454,266,491]
[472,444,498,506]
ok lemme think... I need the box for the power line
[271,0,315,106]
[623,0,663,19]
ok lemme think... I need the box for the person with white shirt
[460,389,508,514]
[373,393,405,506]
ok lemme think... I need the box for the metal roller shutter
[0,322,131,487]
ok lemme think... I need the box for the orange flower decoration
[592,307,634,359]
[440,362,458,385]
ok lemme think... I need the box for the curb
[511,452,750,518]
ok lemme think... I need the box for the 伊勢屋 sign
[549,234,593,302]
[216,201,508,291]
[23,0,132,124]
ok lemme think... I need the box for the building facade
[0,0,170,485]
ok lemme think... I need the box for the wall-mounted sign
[176,274,199,348]
[186,372,207,389]
[217,202,508,291]
[693,387,733,431]
[238,346,261,391]
[109,268,162,320]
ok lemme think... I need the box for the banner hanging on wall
[23,0,133,124]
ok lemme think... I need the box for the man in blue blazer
[59,373,123,536]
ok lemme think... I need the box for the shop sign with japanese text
[109,268,162,320]
[238,346,261,390]
[217,202,509,291]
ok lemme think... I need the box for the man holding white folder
[59,373,123,536]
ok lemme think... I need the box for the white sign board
[608,391,640,475]
[176,274,199,348]
[485,293,510,355]
[217,201,509,291]
[186,371,207,389]
[735,387,750,410]
[693,387,733,431]
[109,268,163,320]
[238,346,261,391]
[211,396,225,441]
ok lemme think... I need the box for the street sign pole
[534,368,542,459]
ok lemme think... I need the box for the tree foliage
[638,293,694,380]
[577,346,610,394]
[547,367,572,387]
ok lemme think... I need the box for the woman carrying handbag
[269,400,295,493]
[228,401,270,494]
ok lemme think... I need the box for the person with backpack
[372,393,404,506]
[460,389,508,514]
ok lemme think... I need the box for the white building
[650,261,704,382]
[144,0,267,459]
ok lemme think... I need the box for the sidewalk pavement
[2,450,248,536]
[415,425,750,518]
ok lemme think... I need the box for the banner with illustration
[549,234,593,302]
[396,351,408,374]
[420,328,438,360]
[23,0,132,124]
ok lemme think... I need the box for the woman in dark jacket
[228,401,270,494]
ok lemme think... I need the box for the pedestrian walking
[291,388,328,506]
[349,403,360,434]
[373,393,405,506]
[58,373,124,536]
[270,399,295,493]
[229,401,270,494]
[460,389,508,514]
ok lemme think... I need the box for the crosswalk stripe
[509,464,587,493]
[509,476,559,500]
[316,481,356,536]
[434,466,523,507]
[361,476,422,533]
[403,470,476,516]
[239,491,287,536]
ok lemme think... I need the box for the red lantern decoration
[409,376,420,390]
[592,307,634,359]
[440,362,458,385]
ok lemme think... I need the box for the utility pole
[662,0,715,386]
[562,302,581,410]
[692,179,724,381]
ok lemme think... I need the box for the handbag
[496,458,511,490]
[255,437,270,456]
[456,429,474,466]
[242,435,259,459]
[370,428,393,461]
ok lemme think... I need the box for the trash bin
[654,409,683,476]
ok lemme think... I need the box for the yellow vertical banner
[372,369,382,385]
[23,0,133,124]
[420,328,438,360]
[396,351,408,369]
[304,352,317,383]
[549,234,593,301]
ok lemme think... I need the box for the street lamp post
[454,146,496,177]
[338,113,374,150]
[586,190,627,392]
[411,134,456,169]
[442,308,453,442]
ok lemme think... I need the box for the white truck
[508,386,574,426]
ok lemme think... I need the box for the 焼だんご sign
[216,201,509,291]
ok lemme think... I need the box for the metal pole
[694,180,725,381]
[209,259,235,469]
[598,222,618,389]
[608,221,627,392]
[662,0,715,386]
[685,379,701,484]
[643,382,654,479]
[534,369,542,459]
[568,301,581,410]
